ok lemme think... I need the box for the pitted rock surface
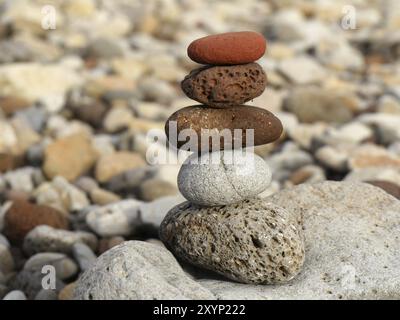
[181,63,266,107]
[160,199,305,284]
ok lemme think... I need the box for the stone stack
[160,32,305,284]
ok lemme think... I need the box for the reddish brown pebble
[187,31,266,65]
[4,200,69,243]
[181,63,267,107]
[165,105,282,151]
[366,180,400,200]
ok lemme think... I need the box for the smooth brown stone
[181,63,267,107]
[165,105,282,151]
[366,180,400,200]
[187,31,266,65]
[4,200,69,243]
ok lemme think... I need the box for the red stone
[187,31,266,65]
[4,200,69,243]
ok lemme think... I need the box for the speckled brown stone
[181,63,267,107]
[160,199,305,284]
[187,31,266,65]
[366,180,400,200]
[165,105,283,150]
[4,200,69,243]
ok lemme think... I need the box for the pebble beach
[1,0,400,300]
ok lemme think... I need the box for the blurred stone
[95,152,147,183]
[358,113,400,145]
[0,244,14,274]
[90,188,121,205]
[377,95,400,114]
[72,242,97,271]
[0,63,80,103]
[287,123,328,150]
[3,290,26,300]
[0,96,30,116]
[349,144,400,169]
[23,225,98,256]
[97,236,125,255]
[87,38,124,59]
[137,77,176,105]
[278,56,327,85]
[288,165,326,185]
[345,166,400,185]
[111,57,149,81]
[138,178,178,201]
[3,200,68,243]
[86,200,142,237]
[8,268,64,300]
[4,167,37,193]
[315,145,349,172]
[103,107,134,133]
[58,282,76,300]
[24,253,78,280]
[285,87,357,123]
[34,289,58,300]
[34,176,90,214]
[43,133,97,182]
[0,120,18,154]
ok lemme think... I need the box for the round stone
[178,150,271,206]
[165,105,283,151]
[160,199,305,284]
[4,200,69,243]
[187,31,266,65]
[181,63,266,107]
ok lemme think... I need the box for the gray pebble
[160,199,305,284]
[24,253,79,280]
[0,244,14,274]
[34,289,58,300]
[23,225,98,256]
[16,106,47,132]
[74,241,215,300]
[178,151,272,206]
[0,284,8,299]
[72,243,97,271]
[8,269,64,300]
[3,290,27,300]
[86,200,142,237]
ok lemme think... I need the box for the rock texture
[181,63,266,107]
[178,150,271,206]
[187,31,266,65]
[160,199,304,284]
[165,105,283,150]
[74,241,215,299]
[198,182,400,299]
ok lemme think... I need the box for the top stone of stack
[187,31,266,65]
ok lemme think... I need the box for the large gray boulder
[74,241,215,300]
[199,181,400,299]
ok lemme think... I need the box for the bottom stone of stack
[159,198,305,285]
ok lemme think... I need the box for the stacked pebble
[160,32,305,284]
